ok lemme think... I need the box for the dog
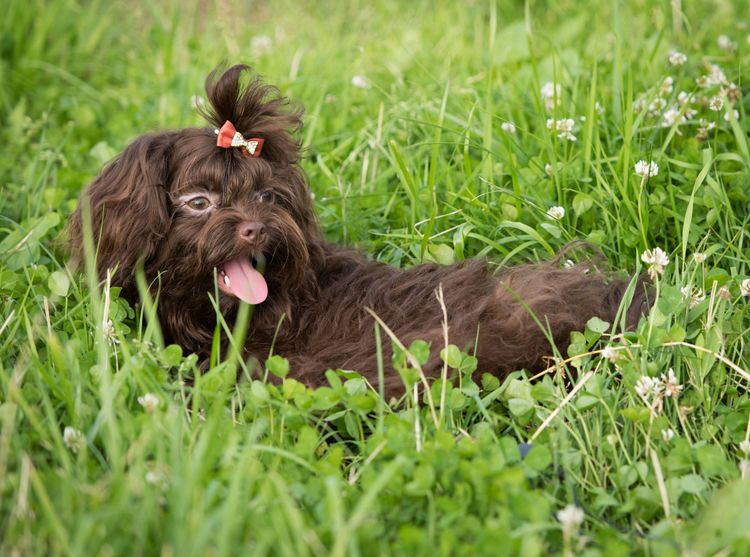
[69,65,647,395]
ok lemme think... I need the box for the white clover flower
[662,428,675,442]
[556,504,584,534]
[740,278,750,297]
[501,122,516,134]
[138,393,160,414]
[601,345,619,363]
[668,51,687,66]
[708,96,724,111]
[102,319,116,342]
[145,470,168,489]
[250,35,273,54]
[681,285,705,309]
[739,440,750,455]
[708,64,728,85]
[693,252,706,264]
[351,75,370,89]
[547,206,565,220]
[633,98,647,113]
[642,247,670,267]
[696,118,716,140]
[563,259,576,269]
[662,108,682,128]
[541,82,561,98]
[677,91,692,106]
[718,35,735,52]
[544,163,554,176]
[660,76,674,95]
[724,109,739,122]
[635,375,664,400]
[634,160,659,178]
[648,97,667,115]
[695,64,727,89]
[740,459,750,479]
[661,368,683,398]
[718,285,732,301]
[642,247,670,280]
[541,82,562,111]
[722,83,741,103]
[546,117,576,141]
[63,427,85,453]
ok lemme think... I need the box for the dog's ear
[199,64,303,167]
[69,132,175,289]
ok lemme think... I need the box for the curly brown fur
[69,65,649,396]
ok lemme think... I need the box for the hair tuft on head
[198,64,303,165]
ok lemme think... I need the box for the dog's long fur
[69,65,647,395]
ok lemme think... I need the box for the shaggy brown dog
[70,65,646,395]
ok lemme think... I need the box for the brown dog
[69,65,646,394]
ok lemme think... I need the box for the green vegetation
[2,0,750,554]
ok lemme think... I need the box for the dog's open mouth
[217,252,268,304]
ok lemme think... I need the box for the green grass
[2,0,750,554]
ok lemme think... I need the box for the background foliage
[1,0,750,554]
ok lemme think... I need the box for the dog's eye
[186,196,212,211]
[258,190,275,203]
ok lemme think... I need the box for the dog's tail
[478,257,651,376]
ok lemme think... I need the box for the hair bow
[215,121,264,157]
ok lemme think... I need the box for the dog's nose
[237,221,266,243]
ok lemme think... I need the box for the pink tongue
[223,258,268,304]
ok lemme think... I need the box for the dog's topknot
[198,64,303,165]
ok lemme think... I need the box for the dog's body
[70,65,645,394]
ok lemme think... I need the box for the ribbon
[215,121,264,157]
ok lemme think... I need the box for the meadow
[2,0,750,554]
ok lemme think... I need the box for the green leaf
[681,473,708,495]
[695,444,734,477]
[666,323,686,343]
[574,393,599,411]
[266,355,290,378]
[47,270,70,297]
[508,398,533,416]
[408,339,430,366]
[587,316,610,333]
[0,213,61,270]
[539,222,562,239]
[461,381,480,398]
[688,479,750,553]
[250,380,270,403]
[459,355,477,374]
[620,406,650,423]
[440,344,462,369]
[282,378,306,399]
[503,378,533,401]
[481,373,500,391]
[426,243,455,265]
[523,444,552,472]
[572,192,594,215]
[530,381,555,403]
[160,344,183,367]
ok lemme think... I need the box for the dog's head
[69,65,322,343]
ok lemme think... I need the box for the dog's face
[156,131,315,306]
[69,65,321,331]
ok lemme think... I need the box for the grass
[2,0,750,554]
